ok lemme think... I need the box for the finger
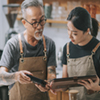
[19,75,32,83]
[45,84,50,90]
[23,70,33,76]
[35,84,48,92]
[18,78,32,84]
[49,81,53,88]
[45,80,50,86]
[88,79,93,84]
[50,89,57,95]
[78,82,85,86]
[21,72,31,81]
[35,84,44,90]
[81,80,90,85]
[96,76,99,83]
[77,82,90,90]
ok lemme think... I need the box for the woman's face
[67,21,88,45]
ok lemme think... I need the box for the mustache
[35,29,43,33]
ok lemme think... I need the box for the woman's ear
[87,28,90,33]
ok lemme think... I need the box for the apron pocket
[25,70,45,93]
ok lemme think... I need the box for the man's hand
[15,70,33,84]
[35,80,57,95]
[0,67,33,86]
[49,81,57,95]
[35,81,50,92]
[78,76,100,92]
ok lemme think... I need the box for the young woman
[62,7,100,100]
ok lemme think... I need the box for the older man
[0,0,56,100]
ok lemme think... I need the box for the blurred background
[0,0,100,100]
[0,0,100,78]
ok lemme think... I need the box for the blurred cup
[44,3,52,19]
[69,90,79,100]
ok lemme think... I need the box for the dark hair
[67,7,99,37]
[21,0,43,18]
[91,18,99,37]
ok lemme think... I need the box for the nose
[37,23,42,29]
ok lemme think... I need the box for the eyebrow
[31,19,36,21]
[31,15,45,21]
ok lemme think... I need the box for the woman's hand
[78,76,100,92]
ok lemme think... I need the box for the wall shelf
[17,17,100,26]
[46,19,67,24]
[17,17,67,24]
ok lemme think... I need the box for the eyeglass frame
[23,16,47,28]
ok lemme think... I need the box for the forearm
[0,71,16,86]
[47,66,56,81]
[62,65,68,78]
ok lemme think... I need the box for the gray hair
[21,0,43,18]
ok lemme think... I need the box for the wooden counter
[48,90,69,100]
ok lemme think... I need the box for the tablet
[51,75,97,91]
[26,74,47,87]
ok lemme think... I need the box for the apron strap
[18,34,47,61]
[42,35,47,61]
[18,34,23,54]
[42,35,47,52]
[92,42,100,55]
[18,34,24,62]
[66,42,70,58]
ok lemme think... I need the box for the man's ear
[22,19,27,28]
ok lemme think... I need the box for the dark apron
[9,34,49,100]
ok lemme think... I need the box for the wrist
[94,86,100,93]
[15,72,19,82]
[97,86,100,92]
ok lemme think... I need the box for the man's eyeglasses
[24,18,47,28]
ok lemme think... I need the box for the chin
[72,42,77,45]
[34,36,42,40]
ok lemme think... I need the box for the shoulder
[91,37,99,45]
[6,33,25,47]
[6,34,19,47]
[89,37,100,51]
[63,43,67,50]
[4,33,23,52]
[63,41,72,50]
[94,38,100,54]
[44,35,55,46]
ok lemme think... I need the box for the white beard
[34,29,43,40]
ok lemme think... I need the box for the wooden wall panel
[62,91,69,100]
[48,91,62,100]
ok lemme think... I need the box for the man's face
[23,6,45,40]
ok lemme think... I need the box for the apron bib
[67,42,100,100]
[9,34,49,100]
